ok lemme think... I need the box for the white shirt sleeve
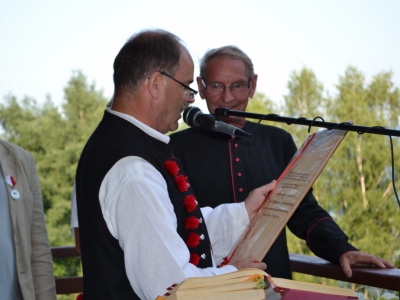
[201,203,250,265]
[70,182,78,237]
[98,156,245,300]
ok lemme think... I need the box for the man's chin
[169,122,179,133]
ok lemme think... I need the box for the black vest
[76,111,212,299]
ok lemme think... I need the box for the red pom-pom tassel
[175,175,189,192]
[221,256,230,267]
[185,216,200,230]
[186,232,200,248]
[189,253,200,266]
[183,195,197,212]
[164,160,179,176]
[76,293,84,300]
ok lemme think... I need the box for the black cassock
[170,120,357,279]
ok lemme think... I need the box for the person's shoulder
[0,140,33,160]
[169,127,205,142]
[170,127,199,137]
[245,121,292,138]
[169,127,217,152]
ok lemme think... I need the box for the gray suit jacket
[0,140,56,300]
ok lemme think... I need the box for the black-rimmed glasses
[201,77,251,95]
[160,72,198,99]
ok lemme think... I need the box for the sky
[1,0,399,114]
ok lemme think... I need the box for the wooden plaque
[228,127,349,262]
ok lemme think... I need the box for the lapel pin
[5,175,20,200]
[11,189,20,200]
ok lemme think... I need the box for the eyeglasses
[201,77,252,95]
[160,72,198,99]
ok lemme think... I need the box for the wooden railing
[52,246,82,295]
[52,246,400,295]
[289,253,400,293]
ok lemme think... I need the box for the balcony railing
[52,246,400,295]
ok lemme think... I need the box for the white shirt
[98,109,250,300]
[70,182,78,237]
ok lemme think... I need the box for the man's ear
[249,74,258,98]
[148,72,164,100]
[196,77,206,100]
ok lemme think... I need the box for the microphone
[183,106,252,138]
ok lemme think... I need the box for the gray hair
[199,45,254,79]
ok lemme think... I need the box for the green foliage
[283,67,325,118]
[0,70,108,285]
[242,66,400,297]
[278,67,400,269]
[57,293,80,300]
[355,286,399,300]
[246,92,281,130]
[1,66,399,298]
[281,67,327,144]
[247,92,277,115]
[319,68,400,270]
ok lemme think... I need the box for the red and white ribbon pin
[5,175,17,187]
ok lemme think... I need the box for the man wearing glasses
[169,45,394,280]
[76,30,277,300]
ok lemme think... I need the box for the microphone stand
[214,108,400,137]
[215,107,400,207]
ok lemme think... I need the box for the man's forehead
[205,56,248,79]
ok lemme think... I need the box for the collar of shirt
[107,108,170,144]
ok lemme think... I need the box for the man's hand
[339,251,395,278]
[244,180,277,221]
[229,255,267,271]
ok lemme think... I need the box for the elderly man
[169,45,394,279]
[76,30,276,300]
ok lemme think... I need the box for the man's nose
[222,87,235,103]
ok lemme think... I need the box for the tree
[0,71,108,292]
[2,67,398,299]
[281,67,326,144]
[278,68,328,259]
[43,71,107,253]
[246,91,278,129]
[321,67,400,264]
[272,67,400,295]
